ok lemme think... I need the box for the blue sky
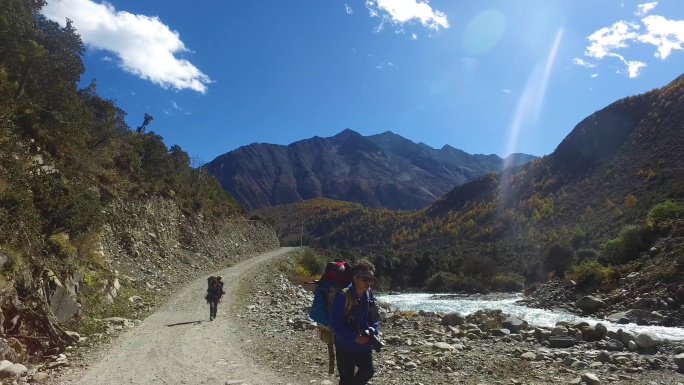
[42,0,684,164]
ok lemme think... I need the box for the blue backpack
[309,260,353,326]
[308,260,353,375]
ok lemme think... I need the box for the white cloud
[578,5,683,78]
[411,33,418,40]
[42,0,211,93]
[170,100,192,115]
[585,21,640,59]
[591,73,599,78]
[636,2,658,16]
[572,58,597,68]
[365,0,448,34]
[625,58,647,78]
[345,3,353,15]
[638,15,684,59]
[502,89,511,94]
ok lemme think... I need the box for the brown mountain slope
[205,129,536,211]
[257,72,684,288]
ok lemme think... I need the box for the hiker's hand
[355,335,369,344]
[219,298,222,302]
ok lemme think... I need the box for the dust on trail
[58,248,300,385]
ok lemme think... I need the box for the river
[377,293,684,341]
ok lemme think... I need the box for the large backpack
[309,260,353,325]
[308,260,353,374]
[205,276,224,300]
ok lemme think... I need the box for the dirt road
[59,248,299,385]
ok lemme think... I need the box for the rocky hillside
[0,197,279,369]
[204,129,536,211]
[523,218,684,326]
[1,0,258,370]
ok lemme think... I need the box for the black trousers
[208,299,219,318]
[335,349,374,385]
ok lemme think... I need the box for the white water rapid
[378,293,684,341]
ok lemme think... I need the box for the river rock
[503,316,525,333]
[606,309,651,323]
[621,330,637,346]
[634,332,661,349]
[490,328,510,336]
[576,296,606,314]
[581,372,600,385]
[440,312,465,326]
[433,342,455,351]
[548,335,574,348]
[0,363,27,378]
[674,353,684,370]
[579,326,604,341]
[30,372,49,382]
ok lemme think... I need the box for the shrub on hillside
[424,272,487,293]
[297,248,328,276]
[424,272,458,292]
[449,275,487,293]
[566,260,613,291]
[544,241,576,278]
[647,200,682,225]
[619,224,645,259]
[47,233,77,261]
[576,249,598,263]
[490,273,524,292]
[601,225,648,264]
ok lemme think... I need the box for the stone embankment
[237,262,684,385]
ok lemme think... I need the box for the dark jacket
[329,283,378,353]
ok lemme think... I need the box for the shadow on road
[166,320,203,327]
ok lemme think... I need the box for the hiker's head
[216,275,223,281]
[352,259,375,287]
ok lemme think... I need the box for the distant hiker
[216,275,225,293]
[206,276,225,321]
[329,259,381,385]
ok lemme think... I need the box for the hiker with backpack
[329,259,380,385]
[308,259,354,374]
[205,276,225,321]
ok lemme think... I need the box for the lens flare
[499,28,564,198]
[463,9,506,55]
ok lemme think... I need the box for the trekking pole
[327,341,335,374]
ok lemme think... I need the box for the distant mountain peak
[204,130,538,211]
[333,128,362,139]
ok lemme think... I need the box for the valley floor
[48,247,684,385]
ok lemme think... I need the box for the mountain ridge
[254,72,684,294]
[205,129,537,211]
